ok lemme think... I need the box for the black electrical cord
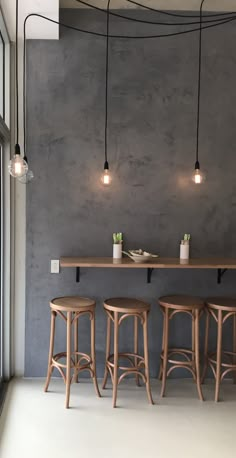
[23,12,236,40]
[23,20,26,156]
[127,0,236,19]
[22,8,236,160]
[196,0,205,167]
[16,0,19,146]
[104,0,110,166]
[75,0,236,26]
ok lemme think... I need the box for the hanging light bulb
[100,1,112,187]
[8,144,28,178]
[17,169,34,184]
[101,161,111,186]
[17,156,34,183]
[8,2,29,180]
[192,0,206,185]
[192,160,204,184]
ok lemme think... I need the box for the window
[0,32,4,119]
[0,144,2,386]
[0,143,3,393]
[0,8,11,407]
[0,9,10,127]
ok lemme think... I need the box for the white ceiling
[60,0,236,12]
[1,0,59,39]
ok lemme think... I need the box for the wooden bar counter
[60,257,236,284]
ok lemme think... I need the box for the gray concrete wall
[25,9,236,377]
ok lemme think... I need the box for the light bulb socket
[15,143,21,155]
[104,160,109,171]
[195,160,200,170]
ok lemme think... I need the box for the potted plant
[113,232,123,259]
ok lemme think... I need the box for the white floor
[0,378,236,458]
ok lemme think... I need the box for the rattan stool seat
[206,297,236,312]
[104,297,150,314]
[50,296,95,312]
[159,295,204,311]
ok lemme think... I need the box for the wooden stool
[202,297,236,402]
[44,296,101,408]
[158,295,204,401]
[102,297,154,407]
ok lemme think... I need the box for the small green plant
[113,232,123,244]
[183,234,191,241]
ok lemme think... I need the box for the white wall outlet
[51,259,60,274]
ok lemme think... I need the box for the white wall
[1,0,59,376]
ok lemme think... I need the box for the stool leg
[192,313,195,363]
[201,309,210,384]
[143,311,154,404]
[215,309,223,402]
[194,309,204,401]
[73,313,79,383]
[44,310,56,392]
[160,308,169,398]
[91,310,101,397]
[233,314,236,384]
[65,311,72,409]
[102,313,111,389]
[134,315,140,387]
[158,308,164,381]
[113,311,119,408]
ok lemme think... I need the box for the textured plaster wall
[25,10,236,377]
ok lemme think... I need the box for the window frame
[0,7,12,403]
[0,7,10,127]
[0,30,5,121]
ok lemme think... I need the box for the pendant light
[18,25,34,184]
[17,167,34,183]
[8,144,28,177]
[8,0,29,179]
[192,0,205,184]
[101,0,112,186]
[17,159,34,183]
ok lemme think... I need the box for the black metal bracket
[217,268,228,284]
[75,266,228,284]
[147,268,154,284]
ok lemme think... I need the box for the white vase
[180,243,189,260]
[113,244,122,259]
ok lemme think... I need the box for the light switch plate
[51,259,60,274]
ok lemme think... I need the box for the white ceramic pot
[113,244,122,259]
[180,243,189,260]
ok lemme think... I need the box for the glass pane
[0,33,3,120]
[0,11,10,126]
[0,144,2,389]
